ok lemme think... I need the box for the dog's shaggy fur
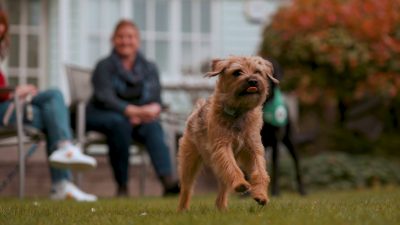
[178,56,278,211]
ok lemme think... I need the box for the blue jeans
[0,89,73,184]
[86,104,173,187]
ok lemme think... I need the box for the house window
[180,0,212,75]
[132,0,171,74]
[85,0,122,67]
[5,0,47,88]
[81,0,216,77]
[131,0,214,76]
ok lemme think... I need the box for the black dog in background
[261,58,306,196]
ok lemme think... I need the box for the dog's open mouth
[246,87,258,93]
[239,86,259,96]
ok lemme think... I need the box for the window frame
[79,0,219,79]
[5,0,48,89]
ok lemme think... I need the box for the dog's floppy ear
[264,59,279,84]
[205,59,229,77]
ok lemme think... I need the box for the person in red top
[0,71,9,101]
[0,10,97,201]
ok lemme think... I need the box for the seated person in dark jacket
[87,19,179,197]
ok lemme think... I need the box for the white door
[5,0,47,89]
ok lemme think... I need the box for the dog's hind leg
[178,138,202,212]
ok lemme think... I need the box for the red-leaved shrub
[259,0,400,105]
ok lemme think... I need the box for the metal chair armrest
[0,86,26,198]
[76,101,87,148]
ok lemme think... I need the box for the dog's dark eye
[232,70,242,77]
[255,70,261,74]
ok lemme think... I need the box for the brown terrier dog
[178,56,278,211]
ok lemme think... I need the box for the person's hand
[125,105,144,125]
[124,103,162,125]
[124,104,142,119]
[129,116,142,125]
[15,85,38,99]
[141,103,161,122]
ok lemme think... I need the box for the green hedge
[274,152,400,192]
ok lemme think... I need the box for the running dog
[178,56,278,211]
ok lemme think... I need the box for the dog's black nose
[248,79,258,87]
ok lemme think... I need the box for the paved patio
[0,144,218,198]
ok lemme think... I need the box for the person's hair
[112,19,139,39]
[0,10,9,60]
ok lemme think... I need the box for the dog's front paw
[233,181,251,193]
[252,192,269,206]
[254,197,268,206]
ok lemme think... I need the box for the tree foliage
[259,0,400,105]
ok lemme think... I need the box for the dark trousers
[86,105,173,187]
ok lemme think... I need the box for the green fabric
[263,88,288,127]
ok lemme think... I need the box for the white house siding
[218,0,282,57]
[219,0,262,57]
[45,0,284,106]
[54,0,284,77]
[68,0,82,66]
[65,0,123,68]
[47,0,74,102]
[47,0,60,88]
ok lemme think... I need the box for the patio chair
[0,87,44,199]
[65,65,148,196]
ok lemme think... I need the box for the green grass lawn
[1,187,399,225]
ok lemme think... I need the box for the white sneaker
[51,180,97,202]
[49,143,97,171]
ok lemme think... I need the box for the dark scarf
[110,50,146,101]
